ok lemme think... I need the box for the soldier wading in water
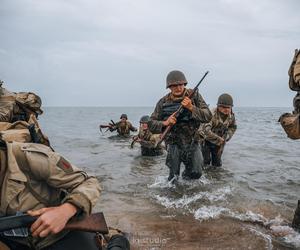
[132,115,163,156]
[109,114,137,137]
[149,70,212,182]
[198,93,237,167]
[278,49,300,232]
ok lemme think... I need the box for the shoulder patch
[57,156,73,173]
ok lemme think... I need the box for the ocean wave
[152,186,233,209]
[194,206,229,221]
[247,227,273,250]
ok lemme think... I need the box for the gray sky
[0,0,299,107]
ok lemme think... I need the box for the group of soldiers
[104,70,237,182]
[104,65,300,234]
[0,82,129,250]
[0,48,299,249]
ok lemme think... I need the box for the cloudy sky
[0,0,299,107]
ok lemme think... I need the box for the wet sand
[40,107,300,249]
[105,211,293,249]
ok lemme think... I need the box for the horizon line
[43,106,292,108]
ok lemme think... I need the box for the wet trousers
[0,231,130,250]
[0,231,98,250]
[201,141,224,167]
[141,147,163,157]
[166,143,203,181]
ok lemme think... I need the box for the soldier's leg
[201,141,211,165]
[182,143,202,179]
[211,144,222,167]
[43,231,99,250]
[292,200,300,231]
[0,236,30,250]
[166,144,181,181]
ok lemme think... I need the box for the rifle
[0,212,109,234]
[130,136,139,148]
[99,120,116,133]
[217,128,228,159]
[158,71,209,145]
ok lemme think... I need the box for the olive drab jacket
[0,141,101,249]
[111,121,137,136]
[149,88,212,145]
[0,87,17,122]
[198,108,237,146]
[137,129,161,149]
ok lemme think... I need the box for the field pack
[278,113,300,140]
[288,49,300,91]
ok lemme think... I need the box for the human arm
[22,145,101,237]
[226,114,237,142]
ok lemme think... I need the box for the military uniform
[0,85,42,123]
[0,84,49,146]
[149,81,212,180]
[0,141,101,250]
[111,121,137,137]
[199,108,237,167]
[137,128,163,156]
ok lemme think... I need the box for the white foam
[228,210,268,225]
[194,206,229,221]
[148,175,212,190]
[206,186,232,202]
[248,227,273,250]
[153,186,232,210]
[148,176,174,189]
[283,231,300,248]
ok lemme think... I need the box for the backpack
[15,92,43,115]
[0,114,50,146]
[288,49,300,91]
[278,113,300,140]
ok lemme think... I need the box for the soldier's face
[121,118,127,122]
[140,122,148,130]
[218,106,232,115]
[169,84,185,97]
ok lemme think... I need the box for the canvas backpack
[288,49,300,91]
[278,113,300,140]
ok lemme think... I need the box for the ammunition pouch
[0,115,50,146]
[161,102,192,122]
[278,113,300,139]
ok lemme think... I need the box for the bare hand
[181,97,193,111]
[219,138,225,145]
[163,114,177,126]
[28,203,77,238]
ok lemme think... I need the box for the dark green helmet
[140,115,150,123]
[166,70,187,88]
[217,93,233,107]
[120,114,128,119]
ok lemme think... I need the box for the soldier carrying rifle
[198,93,237,168]
[149,70,212,182]
[100,114,137,137]
[0,140,129,250]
